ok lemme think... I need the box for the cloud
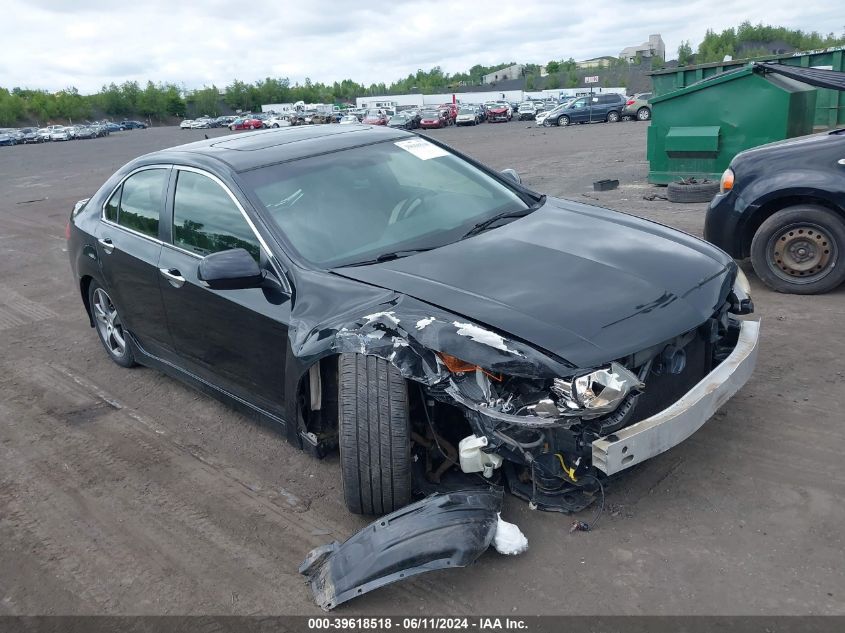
[3,0,842,93]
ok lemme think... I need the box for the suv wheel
[750,205,845,294]
[89,283,136,367]
[637,107,651,121]
[558,115,570,126]
[606,111,620,123]
[338,353,411,515]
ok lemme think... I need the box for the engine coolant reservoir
[459,435,503,478]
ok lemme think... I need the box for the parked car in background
[19,127,42,143]
[311,112,334,125]
[486,103,510,123]
[387,113,415,130]
[622,93,652,121]
[50,126,73,141]
[180,120,194,130]
[190,118,214,129]
[418,109,448,129]
[229,117,263,131]
[103,122,124,132]
[362,110,389,125]
[455,107,481,126]
[0,130,17,146]
[545,94,625,126]
[517,102,538,121]
[73,125,98,139]
[706,129,845,295]
[37,127,52,141]
[439,103,458,124]
[120,120,147,129]
[339,114,359,125]
[265,115,292,128]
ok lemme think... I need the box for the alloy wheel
[92,288,127,357]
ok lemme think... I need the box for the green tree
[545,73,561,89]
[678,40,693,65]
[525,74,535,90]
[545,60,560,74]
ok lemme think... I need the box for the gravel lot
[0,122,843,616]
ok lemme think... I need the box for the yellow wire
[556,453,577,482]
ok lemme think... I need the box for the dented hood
[334,198,734,368]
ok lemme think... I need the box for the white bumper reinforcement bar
[592,319,760,475]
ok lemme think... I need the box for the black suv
[120,120,148,130]
[705,129,845,294]
[544,93,626,126]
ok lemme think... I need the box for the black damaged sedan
[68,125,760,515]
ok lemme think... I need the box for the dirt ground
[0,122,843,616]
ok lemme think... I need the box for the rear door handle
[98,237,114,254]
[159,268,185,288]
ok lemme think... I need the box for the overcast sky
[3,0,842,93]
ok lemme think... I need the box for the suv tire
[338,353,411,515]
[637,107,651,121]
[667,180,720,203]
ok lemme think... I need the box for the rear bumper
[592,319,760,475]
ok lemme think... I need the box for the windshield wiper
[460,195,546,240]
[341,248,436,267]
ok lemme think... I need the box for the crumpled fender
[299,488,503,610]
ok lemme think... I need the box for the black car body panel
[300,488,502,611]
[706,129,845,258]
[68,124,755,509]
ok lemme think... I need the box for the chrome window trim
[171,165,291,293]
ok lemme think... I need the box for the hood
[738,129,844,160]
[335,198,734,367]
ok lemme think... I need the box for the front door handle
[98,237,114,254]
[159,268,185,288]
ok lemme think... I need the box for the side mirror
[197,248,264,290]
[501,169,521,185]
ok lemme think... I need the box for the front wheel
[338,353,411,515]
[750,205,845,294]
[558,115,570,126]
[89,283,136,368]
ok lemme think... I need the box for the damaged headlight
[551,362,644,420]
[730,267,754,315]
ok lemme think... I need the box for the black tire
[606,110,621,123]
[338,353,411,515]
[637,107,651,121]
[667,180,720,203]
[557,115,570,126]
[88,281,136,368]
[750,205,845,295]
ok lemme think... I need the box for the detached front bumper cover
[299,488,502,611]
[592,319,760,475]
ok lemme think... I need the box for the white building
[620,34,665,62]
[482,64,525,84]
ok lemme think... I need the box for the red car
[229,117,263,131]
[486,104,510,123]
[362,110,388,125]
[418,109,448,129]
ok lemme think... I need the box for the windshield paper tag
[394,139,449,160]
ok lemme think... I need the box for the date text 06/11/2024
[307,616,529,630]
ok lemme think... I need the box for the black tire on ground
[558,115,569,126]
[666,180,720,203]
[750,205,845,295]
[606,111,621,122]
[338,353,411,515]
[87,281,136,368]
[637,106,651,121]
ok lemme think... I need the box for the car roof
[139,124,413,172]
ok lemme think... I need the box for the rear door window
[106,168,168,238]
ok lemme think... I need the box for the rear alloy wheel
[750,205,845,294]
[637,107,651,121]
[558,115,570,126]
[338,353,411,515]
[89,283,136,367]
[606,111,621,123]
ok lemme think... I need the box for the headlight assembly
[551,362,644,419]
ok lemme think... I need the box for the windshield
[458,108,474,114]
[241,139,530,268]
[420,110,438,117]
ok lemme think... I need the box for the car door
[157,166,291,418]
[568,98,589,123]
[96,166,174,357]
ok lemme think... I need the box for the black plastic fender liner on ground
[299,488,503,610]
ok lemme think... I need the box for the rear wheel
[750,205,845,294]
[637,107,651,121]
[558,115,570,126]
[89,283,136,368]
[338,353,411,515]
[606,111,620,123]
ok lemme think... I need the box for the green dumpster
[647,64,817,184]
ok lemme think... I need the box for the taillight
[626,99,635,105]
